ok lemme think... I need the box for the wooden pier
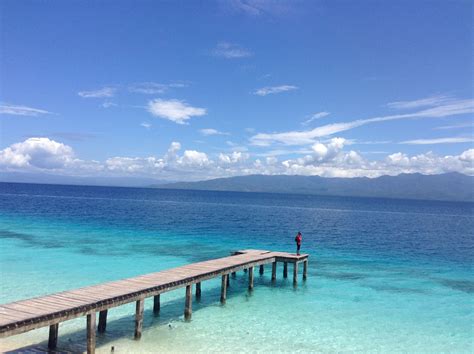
[0,249,308,353]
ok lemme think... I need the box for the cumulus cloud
[214,42,252,59]
[140,122,152,129]
[2,137,473,181]
[147,99,206,124]
[253,85,298,96]
[178,150,211,168]
[0,138,74,169]
[0,104,51,116]
[199,128,229,136]
[250,97,474,146]
[218,151,249,164]
[78,87,116,98]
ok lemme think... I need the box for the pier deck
[0,249,308,353]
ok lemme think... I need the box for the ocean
[0,182,473,353]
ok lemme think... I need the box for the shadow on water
[3,274,306,353]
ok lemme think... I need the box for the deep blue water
[0,182,473,352]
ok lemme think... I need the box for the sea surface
[0,182,473,353]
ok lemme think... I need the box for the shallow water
[0,183,473,352]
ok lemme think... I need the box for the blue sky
[0,0,473,181]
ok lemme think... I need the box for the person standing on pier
[295,231,302,255]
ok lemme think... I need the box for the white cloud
[0,138,74,169]
[227,0,294,17]
[434,122,473,130]
[178,150,211,168]
[250,97,474,146]
[387,95,453,110]
[140,122,152,129]
[253,85,298,96]
[302,111,330,126]
[218,151,249,164]
[129,82,188,94]
[199,128,229,136]
[1,138,473,180]
[78,87,116,98]
[400,137,474,145]
[214,42,252,59]
[147,99,206,125]
[101,101,117,108]
[0,104,51,116]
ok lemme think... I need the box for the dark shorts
[297,244,301,251]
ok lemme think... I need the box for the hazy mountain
[0,172,170,188]
[156,173,474,202]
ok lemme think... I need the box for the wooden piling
[196,282,201,300]
[48,323,58,349]
[134,299,144,340]
[283,262,288,278]
[293,262,299,284]
[244,268,248,273]
[86,312,96,354]
[231,271,236,277]
[303,259,308,280]
[271,261,277,281]
[184,285,192,320]
[98,310,107,333]
[153,295,160,315]
[226,273,230,287]
[248,266,254,290]
[221,274,228,304]
[259,264,264,275]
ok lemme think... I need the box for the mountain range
[155,172,474,202]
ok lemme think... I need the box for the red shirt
[295,234,302,245]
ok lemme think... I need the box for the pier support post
[153,295,160,315]
[271,261,277,281]
[221,274,228,304]
[226,274,230,287]
[196,282,201,300]
[259,264,264,275]
[135,299,144,340]
[98,310,107,333]
[244,268,248,273]
[248,266,254,290]
[231,271,236,278]
[303,259,308,280]
[48,323,58,349]
[184,285,192,320]
[283,262,288,278]
[86,312,96,354]
[293,262,299,284]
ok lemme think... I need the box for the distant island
[154,172,474,202]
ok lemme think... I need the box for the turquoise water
[0,183,473,352]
